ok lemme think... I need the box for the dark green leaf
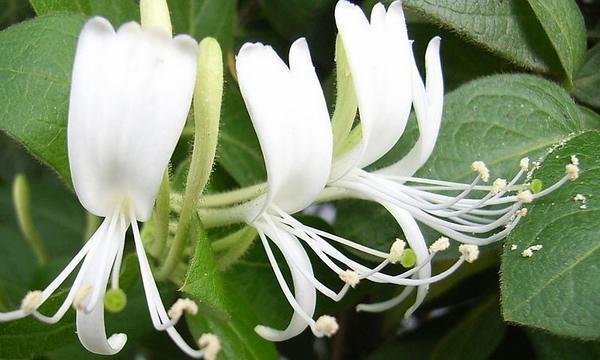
[574,43,600,108]
[30,0,138,26]
[528,330,600,359]
[501,131,600,339]
[0,14,86,185]
[431,294,506,360]
[364,0,562,75]
[0,292,76,359]
[169,0,236,54]
[526,0,587,88]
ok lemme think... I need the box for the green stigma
[530,179,543,193]
[400,249,417,268]
[104,288,127,313]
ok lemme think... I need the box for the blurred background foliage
[0,0,599,359]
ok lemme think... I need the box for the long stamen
[357,286,414,313]
[357,245,478,313]
[287,216,474,286]
[130,214,208,357]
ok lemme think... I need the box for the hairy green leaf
[181,217,229,317]
[501,131,600,339]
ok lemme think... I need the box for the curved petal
[382,203,431,316]
[254,218,316,341]
[68,17,198,221]
[75,214,128,355]
[331,0,412,179]
[378,37,444,177]
[236,38,332,217]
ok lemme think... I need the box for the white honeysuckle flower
[330,0,413,181]
[236,38,338,342]
[318,0,578,315]
[0,17,213,358]
[233,29,474,342]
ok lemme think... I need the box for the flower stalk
[151,171,171,257]
[140,0,172,34]
[158,37,223,280]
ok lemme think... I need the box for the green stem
[199,183,266,207]
[151,171,171,257]
[157,38,223,281]
[199,200,258,229]
[140,0,172,34]
[13,174,48,265]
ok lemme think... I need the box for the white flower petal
[378,37,444,177]
[254,219,316,341]
[68,17,198,221]
[236,39,332,216]
[75,214,128,355]
[332,0,412,179]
